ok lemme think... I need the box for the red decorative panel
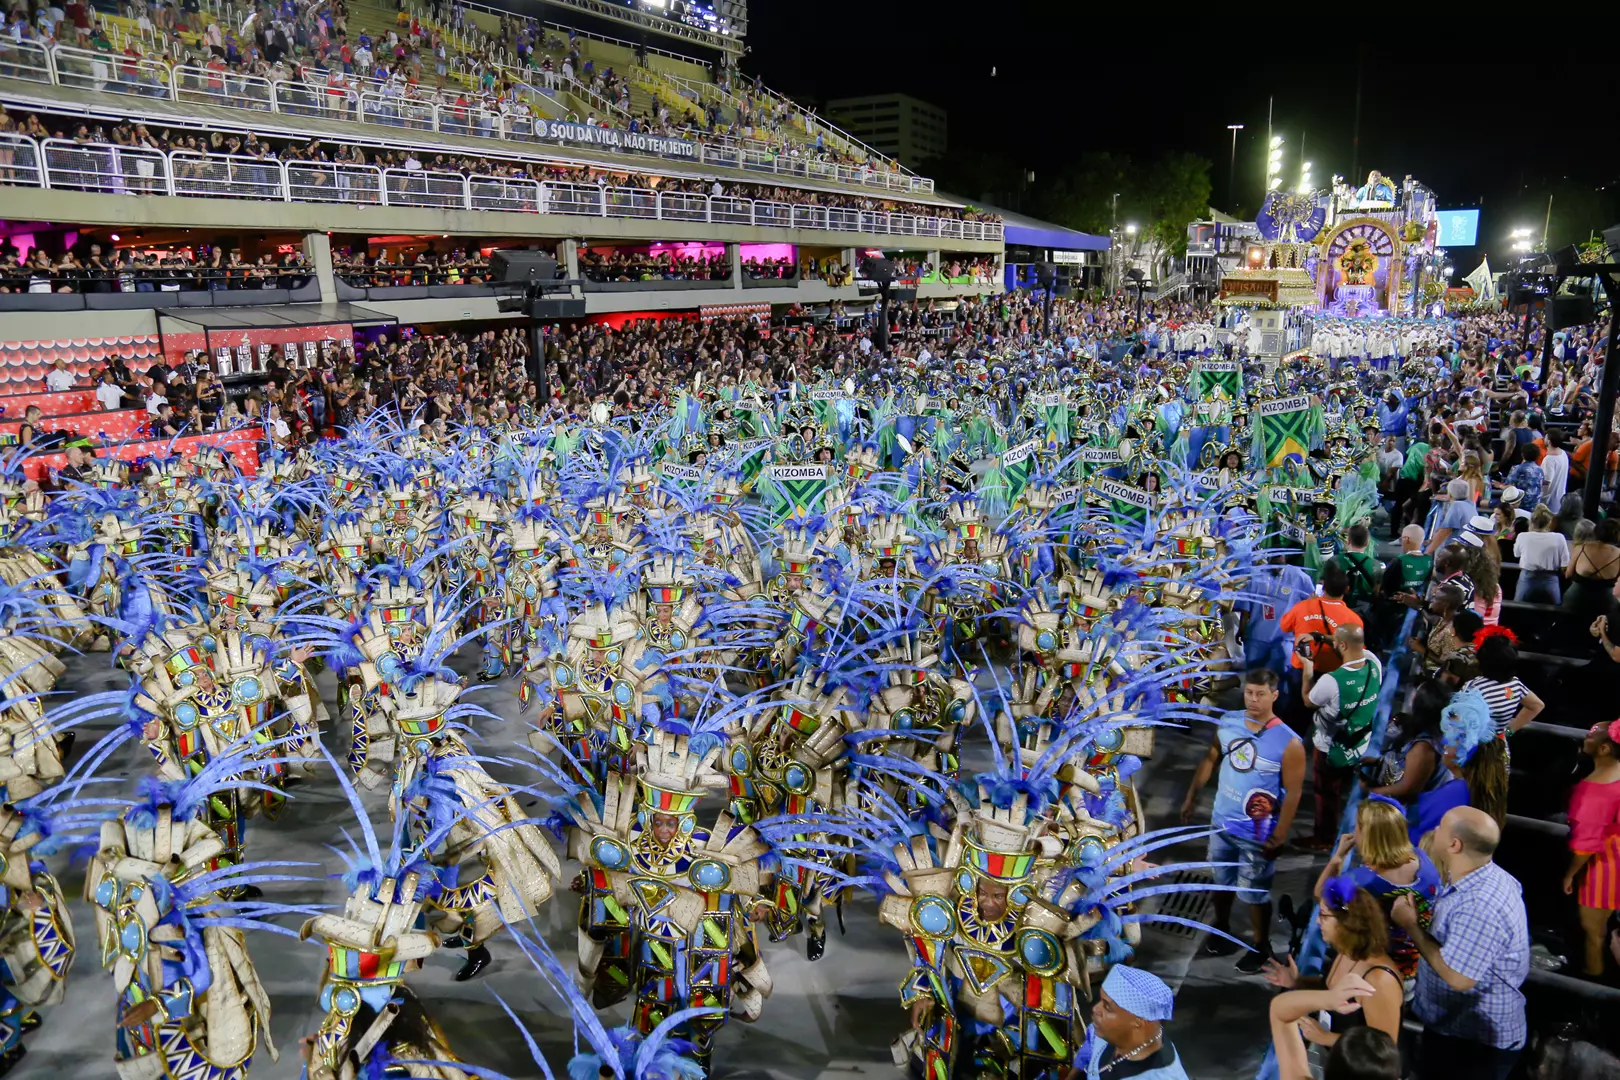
[0,408,149,441]
[0,390,102,419]
[0,337,162,393]
[160,323,355,371]
[22,428,263,483]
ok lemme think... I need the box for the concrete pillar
[728,242,743,291]
[561,238,581,281]
[304,231,336,303]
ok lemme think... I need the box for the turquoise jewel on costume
[1094,727,1124,752]
[730,746,751,773]
[333,985,360,1014]
[910,894,957,938]
[1035,630,1057,651]
[591,836,630,870]
[689,859,731,892]
[614,683,632,705]
[174,702,199,728]
[670,631,685,649]
[554,665,573,687]
[1016,927,1063,975]
[783,762,813,794]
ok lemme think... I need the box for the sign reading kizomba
[767,465,832,514]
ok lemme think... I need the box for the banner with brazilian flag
[763,464,831,518]
[1091,477,1155,530]
[1001,438,1040,504]
[1251,393,1324,470]
[732,436,774,489]
[1193,360,1243,403]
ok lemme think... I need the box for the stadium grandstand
[0,0,1031,334]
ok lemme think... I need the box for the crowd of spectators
[578,247,728,283]
[0,239,311,292]
[1,107,992,229]
[332,245,493,286]
[0,0,918,184]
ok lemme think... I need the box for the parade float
[1217,170,1441,318]
[1214,169,1444,357]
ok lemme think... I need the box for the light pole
[1111,193,1122,294]
[1266,135,1283,198]
[1226,124,1243,210]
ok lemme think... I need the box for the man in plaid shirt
[1393,806,1529,1080]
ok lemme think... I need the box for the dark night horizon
[742,7,1619,257]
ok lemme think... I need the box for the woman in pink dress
[1565,718,1620,977]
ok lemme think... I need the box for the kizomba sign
[538,121,698,158]
[768,464,831,514]
[1219,277,1279,303]
[1001,438,1040,501]
[1091,477,1154,528]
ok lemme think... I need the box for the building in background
[823,94,947,170]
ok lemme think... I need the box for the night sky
[743,7,1620,262]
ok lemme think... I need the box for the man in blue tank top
[1180,668,1306,973]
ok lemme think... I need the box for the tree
[1032,151,1212,277]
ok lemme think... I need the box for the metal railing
[0,132,43,187]
[4,134,1000,240]
[0,38,53,85]
[172,64,274,111]
[50,43,171,98]
[16,42,938,196]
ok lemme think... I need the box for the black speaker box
[530,298,586,318]
[490,250,558,283]
[1552,292,1596,330]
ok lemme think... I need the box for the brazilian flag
[1194,360,1243,402]
[1002,438,1040,504]
[764,464,832,517]
[733,437,773,489]
[1252,394,1324,470]
[1091,477,1154,530]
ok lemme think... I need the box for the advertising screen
[1435,209,1481,247]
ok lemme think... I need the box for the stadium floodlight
[1270,135,1283,147]
[1512,241,1532,252]
[1125,223,1138,235]
[1510,227,1533,238]
[1443,265,1454,276]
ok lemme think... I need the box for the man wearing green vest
[1302,625,1382,848]
[1340,524,1382,615]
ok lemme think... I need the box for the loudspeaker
[490,250,558,283]
[1603,224,1620,259]
[1552,289,1596,331]
[1035,262,1057,288]
[1551,244,1581,269]
[530,298,586,318]
[859,257,897,285]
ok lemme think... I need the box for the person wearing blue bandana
[1072,966,1188,1079]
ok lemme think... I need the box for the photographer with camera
[1303,624,1383,851]
[1277,561,1364,733]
